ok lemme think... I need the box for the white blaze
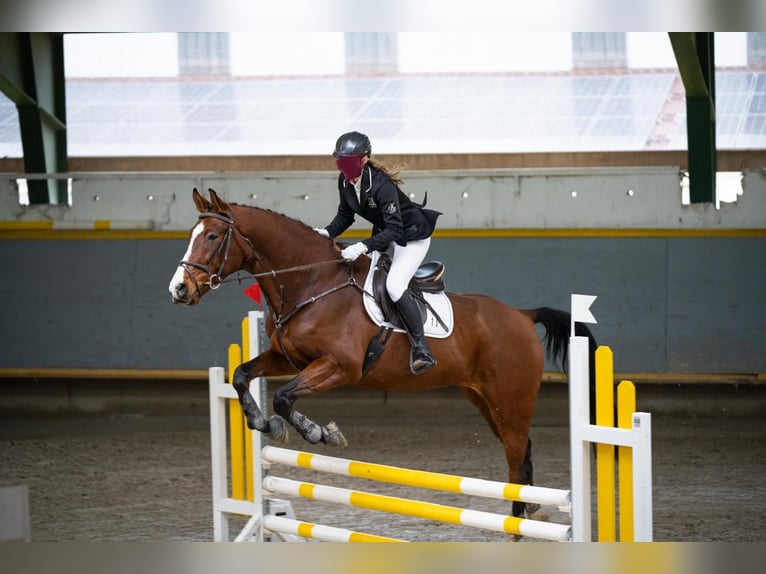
[169,222,205,297]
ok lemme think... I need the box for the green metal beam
[0,33,68,205]
[669,32,716,204]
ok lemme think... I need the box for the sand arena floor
[1,384,764,542]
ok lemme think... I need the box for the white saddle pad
[362,251,454,339]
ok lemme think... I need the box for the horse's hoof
[322,421,347,447]
[267,415,289,443]
[525,508,549,522]
[508,533,523,542]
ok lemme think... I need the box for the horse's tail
[522,306,598,422]
[523,307,597,369]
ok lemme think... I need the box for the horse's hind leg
[517,438,547,520]
[461,385,540,520]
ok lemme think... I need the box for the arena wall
[1,165,764,377]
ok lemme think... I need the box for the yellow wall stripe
[2,225,765,240]
[0,220,53,230]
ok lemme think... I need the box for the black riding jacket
[325,165,441,253]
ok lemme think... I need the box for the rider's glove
[313,228,330,238]
[340,242,368,261]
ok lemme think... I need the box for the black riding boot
[395,289,437,375]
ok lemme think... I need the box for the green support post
[0,33,68,205]
[669,32,717,204]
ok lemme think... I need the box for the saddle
[371,252,446,327]
[362,253,449,374]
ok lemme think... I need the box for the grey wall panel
[428,238,670,373]
[666,237,766,372]
[0,240,254,370]
[126,240,256,370]
[0,237,763,373]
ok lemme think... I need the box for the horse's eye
[207,233,218,241]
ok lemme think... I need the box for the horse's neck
[242,208,333,270]
[239,207,345,303]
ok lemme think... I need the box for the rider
[315,131,441,375]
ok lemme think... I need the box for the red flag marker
[244,282,262,307]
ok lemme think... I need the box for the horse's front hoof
[267,415,289,443]
[322,421,347,447]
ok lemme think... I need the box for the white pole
[209,366,229,542]
[632,412,653,541]
[247,310,266,542]
[568,335,592,542]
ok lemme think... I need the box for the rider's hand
[313,228,330,238]
[340,242,368,261]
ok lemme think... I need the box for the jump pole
[262,445,570,508]
[262,475,572,541]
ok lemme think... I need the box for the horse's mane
[232,202,312,230]
[231,203,339,253]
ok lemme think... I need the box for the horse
[169,188,597,523]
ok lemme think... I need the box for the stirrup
[409,348,436,375]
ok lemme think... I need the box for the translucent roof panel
[1,71,765,158]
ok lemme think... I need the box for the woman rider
[315,131,441,375]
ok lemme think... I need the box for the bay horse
[169,188,596,522]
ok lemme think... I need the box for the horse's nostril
[175,283,187,298]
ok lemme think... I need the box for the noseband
[178,212,255,296]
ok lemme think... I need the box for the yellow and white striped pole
[262,446,570,508]
[262,515,403,543]
[262,476,572,541]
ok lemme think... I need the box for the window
[344,33,398,75]
[178,33,230,76]
[573,33,627,69]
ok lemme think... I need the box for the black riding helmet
[333,131,371,157]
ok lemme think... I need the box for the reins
[208,258,349,288]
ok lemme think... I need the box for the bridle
[177,210,357,299]
[178,212,256,297]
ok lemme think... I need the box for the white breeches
[385,237,431,302]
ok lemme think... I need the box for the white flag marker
[571,294,598,337]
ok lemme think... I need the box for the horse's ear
[208,188,230,214]
[193,188,213,213]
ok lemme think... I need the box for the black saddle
[360,252,447,375]
[371,253,446,327]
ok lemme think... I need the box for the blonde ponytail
[367,157,405,187]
